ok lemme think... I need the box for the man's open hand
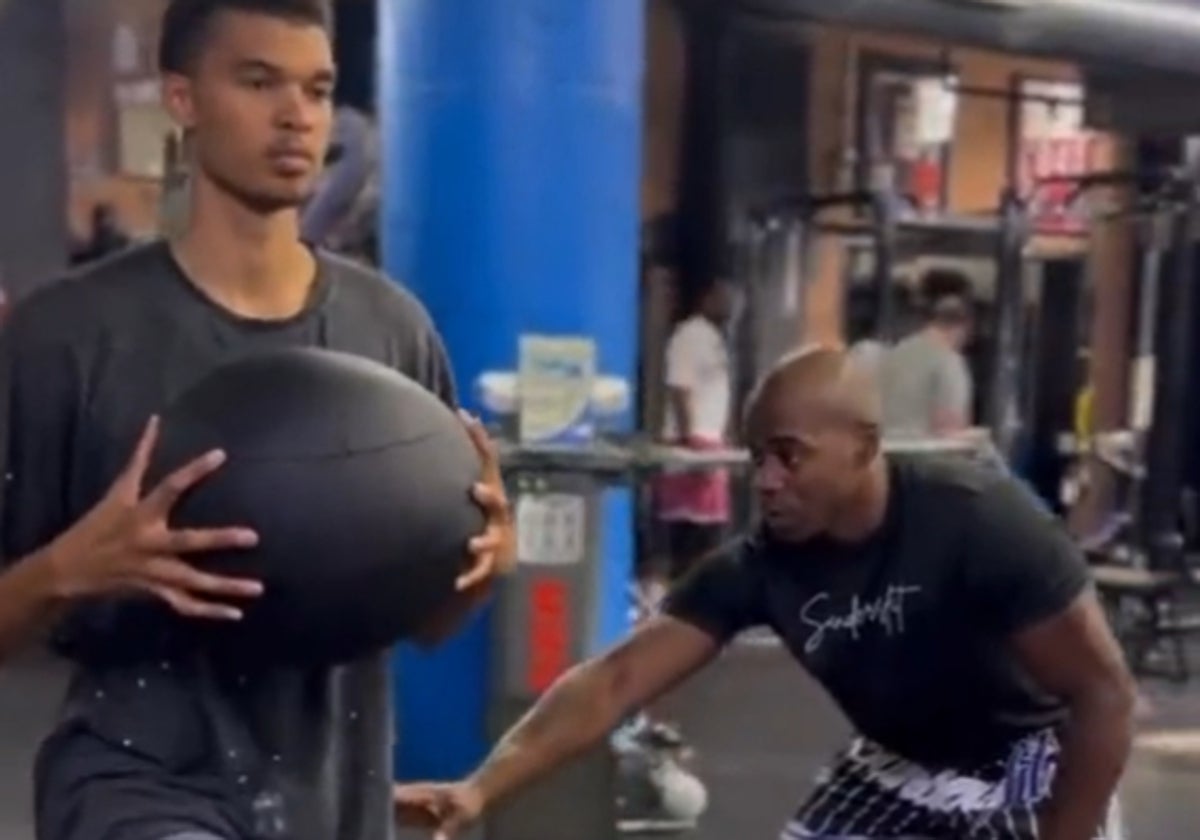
[46,416,263,619]
[394,781,485,839]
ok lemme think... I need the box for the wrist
[35,539,88,602]
[464,770,495,807]
[466,760,511,810]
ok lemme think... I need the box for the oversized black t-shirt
[663,454,1092,770]
[0,241,456,840]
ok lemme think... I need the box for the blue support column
[379,0,645,781]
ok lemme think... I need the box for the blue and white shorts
[782,730,1125,839]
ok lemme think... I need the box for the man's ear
[858,425,881,466]
[161,73,198,131]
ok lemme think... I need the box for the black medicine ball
[147,347,484,666]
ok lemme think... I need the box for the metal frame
[1086,150,1200,684]
[731,0,1200,79]
[853,50,957,215]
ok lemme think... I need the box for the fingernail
[208,450,227,466]
[225,608,244,621]
[239,530,259,546]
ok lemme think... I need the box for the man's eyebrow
[233,58,280,74]
[231,59,336,83]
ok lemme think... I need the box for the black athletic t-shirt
[662,454,1092,770]
[0,241,456,840]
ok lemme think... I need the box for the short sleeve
[961,476,1091,637]
[664,322,701,390]
[0,300,78,566]
[931,351,972,422]
[660,540,767,644]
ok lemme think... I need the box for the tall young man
[398,347,1135,840]
[0,2,515,839]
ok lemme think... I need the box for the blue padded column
[379,0,645,780]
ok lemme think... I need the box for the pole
[379,0,644,781]
[870,188,899,340]
[987,187,1030,459]
[1140,152,1200,572]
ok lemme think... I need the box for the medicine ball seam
[216,429,465,464]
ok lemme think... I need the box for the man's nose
[753,459,785,493]
[276,85,319,131]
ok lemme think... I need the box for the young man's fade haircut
[158,0,332,74]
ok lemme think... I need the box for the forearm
[1039,691,1134,840]
[0,549,67,667]
[469,661,624,807]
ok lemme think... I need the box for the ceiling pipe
[735,0,1200,77]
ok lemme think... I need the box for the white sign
[516,494,587,566]
[1021,79,1085,140]
[517,335,596,445]
[912,77,958,147]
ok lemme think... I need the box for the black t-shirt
[0,241,456,840]
[662,454,1092,770]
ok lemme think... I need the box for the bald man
[395,347,1135,840]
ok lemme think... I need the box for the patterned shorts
[782,730,1125,839]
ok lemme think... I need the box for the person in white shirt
[653,280,737,584]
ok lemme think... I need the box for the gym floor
[3,643,1198,839]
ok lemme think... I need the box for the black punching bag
[148,347,483,666]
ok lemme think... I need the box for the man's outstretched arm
[394,616,722,836]
[471,615,718,804]
[396,543,765,837]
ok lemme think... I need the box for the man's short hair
[159,0,332,75]
[919,268,972,325]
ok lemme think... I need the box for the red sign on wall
[527,578,570,693]
[1017,79,1102,236]
[1019,136,1104,235]
[908,150,946,214]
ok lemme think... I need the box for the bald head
[744,345,888,543]
[747,345,881,432]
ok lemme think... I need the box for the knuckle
[171,530,202,552]
[189,572,222,593]
[131,524,161,552]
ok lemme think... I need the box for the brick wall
[800,26,1121,343]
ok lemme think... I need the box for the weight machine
[738,185,1031,461]
[1044,159,1200,682]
